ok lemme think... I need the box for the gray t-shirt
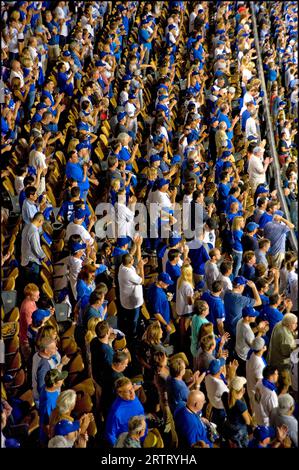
[270,408,298,447]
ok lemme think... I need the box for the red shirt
[19,299,36,342]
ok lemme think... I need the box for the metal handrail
[250,2,298,252]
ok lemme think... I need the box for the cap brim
[57,370,68,381]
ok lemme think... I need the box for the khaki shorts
[267,252,285,269]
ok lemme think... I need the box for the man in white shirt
[245,109,259,141]
[235,306,266,376]
[115,189,136,239]
[65,209,94,246]
[205,358,228,432]
[246,336,267,414]
[67,242,86,300]
[248,146,272,193]
[253,365,279,426]
[204,248,221,291]
[217,261,233,298]
[118,252,146,340]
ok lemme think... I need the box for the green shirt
[190,316,209,358]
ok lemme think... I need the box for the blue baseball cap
[5,438,21,448]
[117,237,130,247]
[187,131,199,144]
[128,93,136,99]
[117,112,127,122]
[246,222,259,232]
[208,358,226,375]
[63,50,71,57]
[171,155,181,165]
[32,309,51,325]
[222,150,231,158]
[150,154,161,163]
[76,142,89,151]
[168,24,176,30]
[169,236,182,247]
[158,272,174,285]
[253,426,275,442]
[279,101,287,106]
[223,161,232,169]
[54,419,80,437]
[4,88,11,95]
[234,276,247,286]
[122,74,132,81]
[255,186,269,195]
[130,43,139,50]
[95,60,106,67]
[211,117,219,124]
[275,210,284,217]
[157,178,170,189]
[242,306,259,318]
[74,209,86,220]
[70,242,86,254]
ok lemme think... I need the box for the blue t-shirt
[188,243,210,275]
[201,291,226,331]
[260,305,283,335]
[166,377,189,413]
[166,261,181,296]
[259,212,273,229]
[223,291,255,336]
[76,279,94,310]
[39,386,59,425]
[105,396,146,446]
[218,112,233,140]
[232,230,244,252]
[174,404,212,447]
[147,284,170,324]
[263,222,290,255]
[239,263,255,280]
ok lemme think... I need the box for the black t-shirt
[241,233,258,252]
[90,338,114,386]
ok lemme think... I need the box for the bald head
[187,390,205,412]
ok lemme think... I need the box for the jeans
[119,306,141,339]
[22,262,40,286]
[232,249,243,277]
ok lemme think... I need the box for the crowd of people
[1,0,298,450]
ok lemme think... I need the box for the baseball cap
[210,117,219,124]
[171,155,181,165]
[32,309,51,325]
[128,93,136,99]
[70,242,86,254]
[122,74,132,81]
[157,178,170,189]
[242,306,259,318]
[117,237,130,247]
[255,186,269,195]
[158,94,168,101]
[117,112,127,122]
[54,419,80,437]
[251,336,265,351]
[230,376,247,391]
[223,161,232,169]
[62,50,71,57]
[95,60,106,67]
[234,276,247,286]
[150,154,161,164]
[187,131,199,144]
[222,150,231,158]
[274,210,284,217]
[192,113,201,120]
[45,369,68,387]
[253,426,275,442]
[169,235,182,247]
[74,209,86,220]
[158,272,174,285]
[246,222,259,232]
[253,146,264,154]
[208,358,226,375]
[279,101,287,106]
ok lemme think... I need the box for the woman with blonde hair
[136,321,168,381]
[85,317,102,377]
[176,264,197,350]
[231,216,245,277]
[221,376,253,447]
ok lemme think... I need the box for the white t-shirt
[235,320,255,361]
[205,374,229,409]
[29,150,47,170]
[248,155,266,190]
[118,264,143,309]
[246,353,265,398]
[65,222,94,245]
[115,202,135,239]
[287,271,298,312]
[68,255,83,299]
[245,116,258,139]
[217,273,232,297]
[253,379,279,426]
[176,281,194,316]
